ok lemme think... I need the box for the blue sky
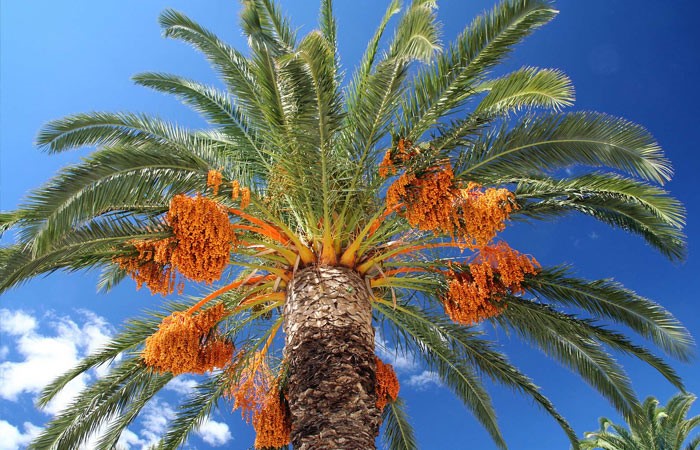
[1,1,700,449]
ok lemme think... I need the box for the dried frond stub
[207,169,223,196]
[253,381,291,449]
[375,356,400,410]
[168,194,236,284]
[143,303,232,375]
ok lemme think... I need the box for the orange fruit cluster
[226,351,273,422]
[207,169,223,196]
[114,238,177,295]
[456,183,517,249]
[379,138,416,178]
[116,195,235,293]
[231,180,251,209]
[443,242,540,325]
[167,194,236,284]
[142,303,233,375]
[386,165,456,234]
[386,161,516,248]
[375,356,400,410]
[252,382,292,449]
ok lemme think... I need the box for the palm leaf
[381,398,418,450]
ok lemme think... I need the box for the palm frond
[156,371,230,450]
[376,301,507,449]
[457,112,673,184]
[401,0,557,140]
[36,112,196,154]
[158,9,262,120]
[381,398,418,450]
[474,66,574,114]
[376,300,580,448]
[496,298,641,420]
[513,173,686,259]
[525,266,694,360]
[29,358,171,450]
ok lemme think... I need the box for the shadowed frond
[381,398,417,450]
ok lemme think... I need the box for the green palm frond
[512,173,686,259]
[240,0,297,55]
[457,112,672,184]
[36,112,196,154]
[400,0,557,140]
[376,301,506,449]
[159,9,262,118]
[496,298,640,420]
[375,300,580,448]
[156,371,230,450]
[524,267,694,360]
[381,398,417,450]
[132,73,263,155]
[29,358,171,450]
[474,66,575,114]
[0,216,167,293]
[580,393,700,450]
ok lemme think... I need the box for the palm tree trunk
[283,265,380,449]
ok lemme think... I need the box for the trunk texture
[284,265,380,449]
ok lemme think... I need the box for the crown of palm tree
[580,392,700,450]
[0,0,692,449]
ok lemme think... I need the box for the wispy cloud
[406,370,442,390]
[0,420,41,450]
[165,376,199,395]
[375,332,417,372]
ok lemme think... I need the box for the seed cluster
[227,352,273,421]
[252,382,292,449]
[114,238,177,295]
[142,303,233,375]
[231,180,251,209]
[115,195,235,293]
[443,242,540,325]
[167,194,236,284]
[375,356,400,410]
[207,169,223,196]
[385,160,516,249]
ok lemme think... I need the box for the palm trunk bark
[283,265,380,449]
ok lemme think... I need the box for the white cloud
[406,370,442,390]
[165,376,198,395]
[375,332,416,372]
[116,428,146,449]
[0,308,113,415]
[0,310,37,336]
[196,419,232,447]
[0,420,41,450]
[136,398,175,447]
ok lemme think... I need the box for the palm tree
[0,0,692,448]
[580,393,700,450]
